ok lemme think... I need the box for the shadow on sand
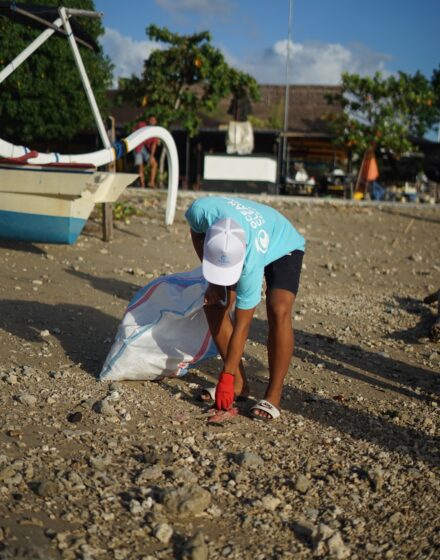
[0,299,119,378]
[2,268,436,469]
[390,295,439,344]
[0,239,47,255]
[379,207,440,225]
[66,269,141,302]
[249,318,439,402]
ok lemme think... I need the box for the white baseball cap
[203,218,246,286]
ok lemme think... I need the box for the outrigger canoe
[0,3,179,244]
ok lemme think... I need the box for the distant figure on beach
[133,115,159,189]
[185,196,305,421]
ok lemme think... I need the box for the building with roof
[107,84,347,191]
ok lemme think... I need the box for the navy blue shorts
[228,250,304,299]
[264,249,304,296]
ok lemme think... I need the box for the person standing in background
[133,115,159,188]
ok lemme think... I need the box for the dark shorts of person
[227,249,304,298]
[264,249,304,296]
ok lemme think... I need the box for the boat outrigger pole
[0,4,111,148]
[0,17,64,84]
[58,7,110,148]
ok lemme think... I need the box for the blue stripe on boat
[0,209,86,244]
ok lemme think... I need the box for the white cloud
[101,28,392,88]
[239,39,391,85]
[154,0,232,15]
[101,28,159,87]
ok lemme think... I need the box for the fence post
[102,116,116,241]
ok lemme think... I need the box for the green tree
[326,71,439,158]
[120,25,259,136]
[0,0,112,145]
[431,64,440,138]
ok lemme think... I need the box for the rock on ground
[0,192,439,559]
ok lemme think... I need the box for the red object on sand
[207,407,239,424]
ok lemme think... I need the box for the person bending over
[185,195,305,421]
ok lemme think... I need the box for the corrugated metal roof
[107,84,342,135]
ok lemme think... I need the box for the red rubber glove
[215,372,235,410]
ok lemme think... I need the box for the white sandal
[198,386,216,402]
[250,399,281,421]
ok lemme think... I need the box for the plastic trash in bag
[100,267,218,381]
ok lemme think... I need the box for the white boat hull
[0,126,180,231]
[0,164,137,244]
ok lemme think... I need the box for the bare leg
[149,157,158,188]
[138,163,145,188]
[203,291,248,396]
[254,288,295,418]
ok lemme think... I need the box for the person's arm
[190,228,205,262]
[215,306,255,410]
[223,307,254,374]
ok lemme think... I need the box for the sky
[94,0,440,88]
